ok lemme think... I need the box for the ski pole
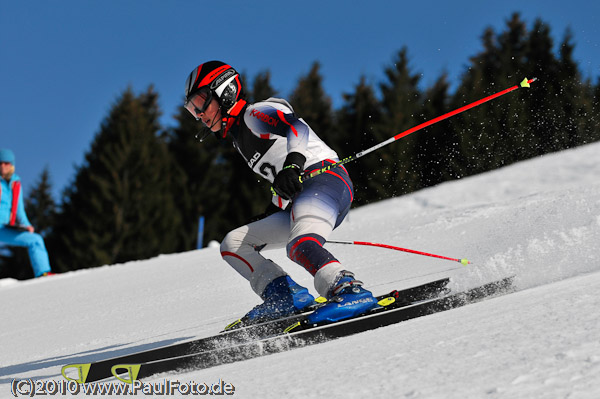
[301,77,537,182]
[327,240,471,265]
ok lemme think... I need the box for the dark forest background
[2,14,599,279]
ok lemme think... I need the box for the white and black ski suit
[220,98,356,297]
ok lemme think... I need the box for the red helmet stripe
[194,67,201,85]
[197,64,232,88]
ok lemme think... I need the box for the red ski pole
[301,77,537,182]
[327,240,471,265]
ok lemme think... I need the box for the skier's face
[0,161,13,180]
[185,90,222,132]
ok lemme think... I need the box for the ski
[109,276,513,382]
[62,277,450,383]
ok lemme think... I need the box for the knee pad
[286,233,339,276]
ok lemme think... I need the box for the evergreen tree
[334,76,383,205]
[595,78,600,110]
[249,70,277,103]
[289,62,335,147]
[591,77,600,142]
[49,87,183,271]
[495,14,540,162]
[577,78,599,145]
[375,48,423,196]
[24,167,56,236]
[553,29,597,148]
[523,18,560,156]
[412,73,462,189]
[451,14,540,175]
[450,13,599,180]
[166,105,225,249]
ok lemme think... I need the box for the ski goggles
[184,88,213,121]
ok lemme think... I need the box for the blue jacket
[0,174,31,227]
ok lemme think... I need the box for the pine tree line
[2,14,599,277]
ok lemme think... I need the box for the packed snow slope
[1,141,600,398]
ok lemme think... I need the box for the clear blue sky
[1,0,599,202]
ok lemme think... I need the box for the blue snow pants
[0,227,51,277]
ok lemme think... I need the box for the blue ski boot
[307,271,379,325]
[244,276,315,323]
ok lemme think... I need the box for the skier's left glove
[271,152,306,200]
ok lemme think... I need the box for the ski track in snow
[1,141,599,398]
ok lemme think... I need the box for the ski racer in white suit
[184,61,378,325]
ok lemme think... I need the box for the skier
[0,149,53,278]
[184,61,379,325]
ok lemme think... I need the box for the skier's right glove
[271,152,306,200]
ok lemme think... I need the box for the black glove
[272,152,306,200]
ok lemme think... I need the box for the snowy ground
[1,141,600,398]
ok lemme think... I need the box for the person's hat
[0,149,15,165]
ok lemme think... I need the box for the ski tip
[111,364,141,384]
[61,363,91,383]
